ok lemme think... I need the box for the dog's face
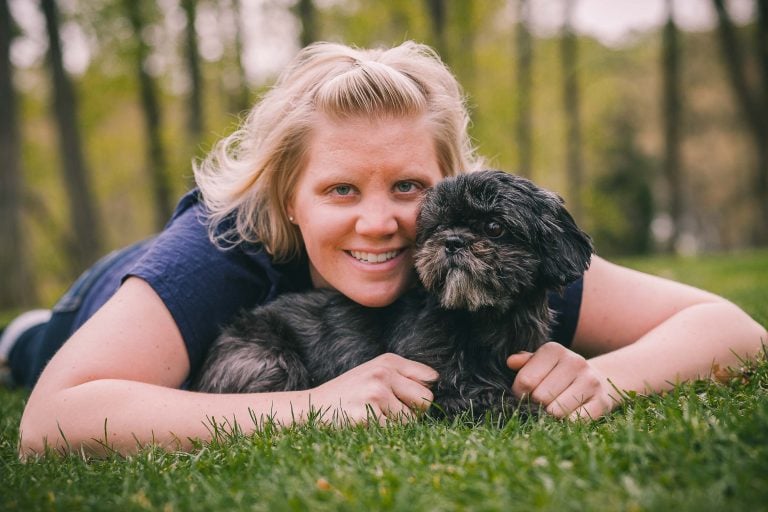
[414,170,593,312]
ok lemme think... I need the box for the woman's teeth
[349,250,400,263]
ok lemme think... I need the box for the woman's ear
[286,201,296,224]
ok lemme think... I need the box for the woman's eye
[395,181,418,193]
[332,184,353,196]
[484,221,504,238]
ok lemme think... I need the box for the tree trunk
[40,0,102,272]
[230,0,250,113]
[425,0,448,63]
[712,0,768,245]
[515,0,533,178]
[455,0,475,83]
[295,0,317,48]
[181,0,203,143]
[0,0,37,308]
[125,0,173,231]
[560,0,583,221]
[755,0,768,245]
[661,0,683,252]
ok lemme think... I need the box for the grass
[2,250,767,511]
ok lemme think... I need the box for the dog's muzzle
[444,235,467,255]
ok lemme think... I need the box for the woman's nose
[355,198,400,237]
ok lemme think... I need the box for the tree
[712,0,768,245]
[40,0,103,271]
[425,0,475,80]
[181,0,204,143]
[590,110,654,256]
[661,0,683,252]
[560,0,583,221]
[124,0,173,231]
[515,0,533,178]
[454,0,476,85]
[230,0,250,113]
[425,0,448,62]
[0,0,37,307]
[295,0,317,47]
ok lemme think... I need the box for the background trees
[661,0,683,253]
[560,0,584,223]
[40,0,103,272]
[514,0,533,179]
[0,0,36,308]
[1,0,765,306]
[712,0,768,245]
[124,0,172,231]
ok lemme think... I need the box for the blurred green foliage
[587,107,655,255]
[6,0,762,305]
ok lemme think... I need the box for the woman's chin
[341,281,411,308]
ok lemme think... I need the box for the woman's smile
[347,249,404,264]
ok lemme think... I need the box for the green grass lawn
[2,250,767,511]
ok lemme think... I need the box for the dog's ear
[535,191,594,289]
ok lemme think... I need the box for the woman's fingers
[569,398,613,422]
[314,353,438,425]
[370,353,436,417]
[505,351,534,371]
[507,343,614,420]
[529,363,580,410]
[544,374,598,417]
[529,350,591,413]
[390,370,435,412]
[388,353,439,386]
[379,354,436,418]
[509,343,564,399]
[320,345,615,424]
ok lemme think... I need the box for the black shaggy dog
[193,170,593,418]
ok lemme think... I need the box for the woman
[3,41,765,456]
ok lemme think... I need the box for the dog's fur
[192,170,593,418]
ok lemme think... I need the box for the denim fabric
[9,240,151,388]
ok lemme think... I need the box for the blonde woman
[2,41,764,456]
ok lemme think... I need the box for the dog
[192,170,593,419]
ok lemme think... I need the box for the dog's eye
[484,221,504,238]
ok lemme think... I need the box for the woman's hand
[507,342,617,421]
[310,353,438,425]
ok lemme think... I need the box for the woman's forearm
[19,352,437,457]
[19,380,315,457]
[588,301,766,396]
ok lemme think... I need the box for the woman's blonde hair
[194,40,482,262]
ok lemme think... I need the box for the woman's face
[287,114,444,307]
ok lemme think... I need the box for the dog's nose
[444,235,466,254]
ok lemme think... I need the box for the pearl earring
[289,216,295,222]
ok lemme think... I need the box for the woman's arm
[19,278,436,457]
[575,255,765,391]
[507,255,766,419]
